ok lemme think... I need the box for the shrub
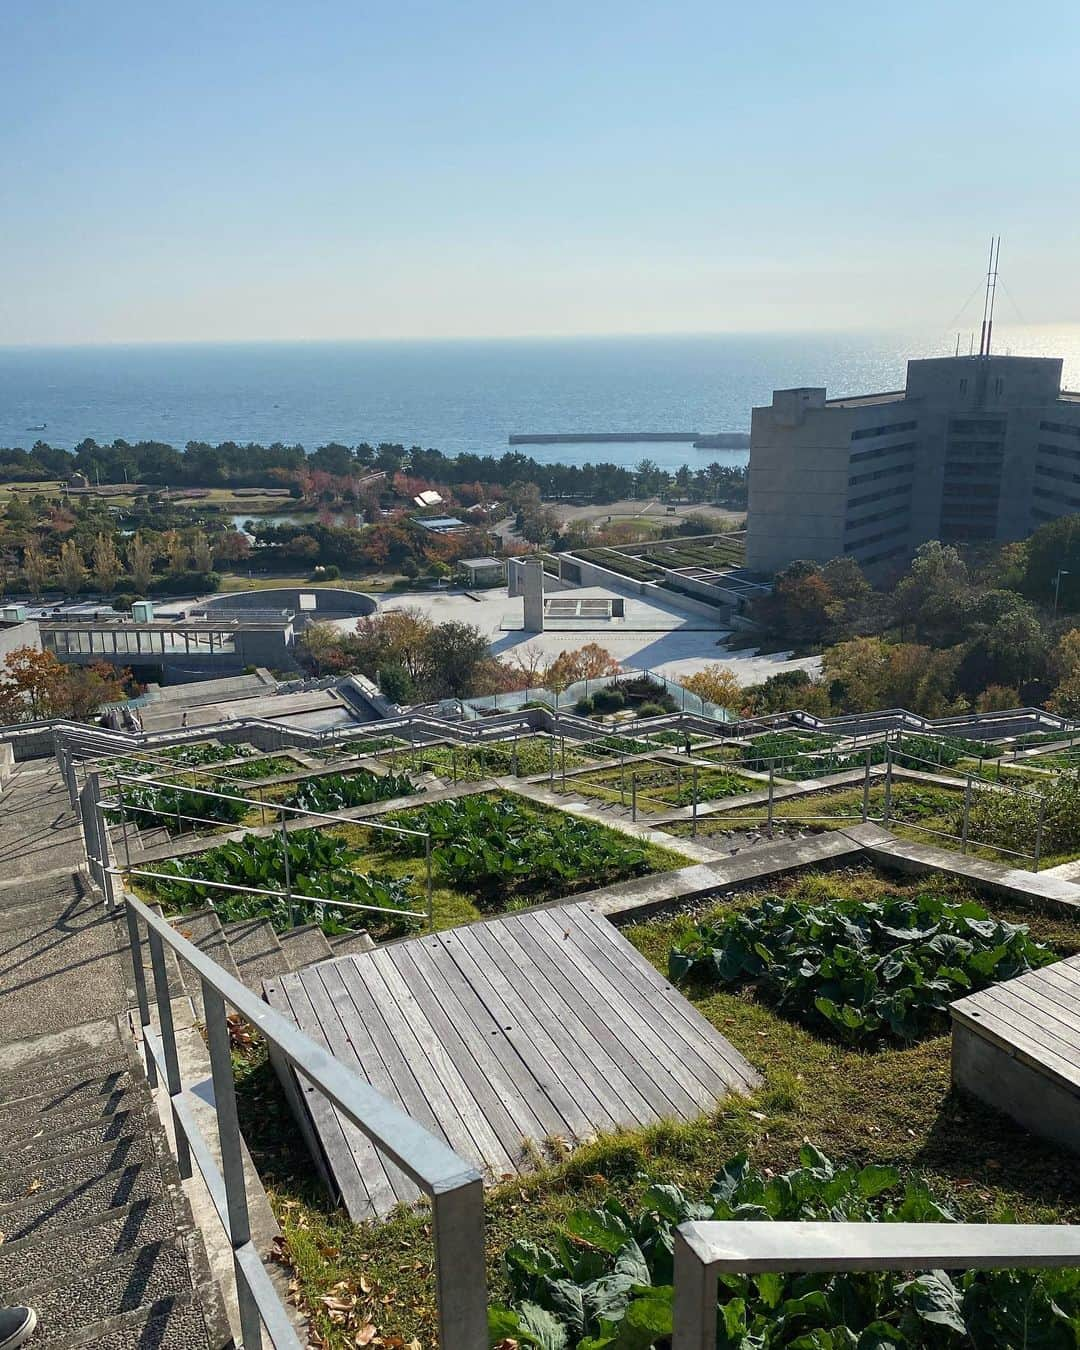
[670,891,1054,1044]
[636,700,666,718]
[591,686,626,714]
[309,563,340,580]
[491,1145,1080,1349]
[574,696,594,715]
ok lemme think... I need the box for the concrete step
[0,1068,139,1137]
[0,1126,155,1208]
[0,1195,178,1291]
[0,1048,131,1104]
[0,1153,168,1245]
[4,1101,155,1170]
[8,1235,199,1341]
[220,916,289,991]
[277,922,334,969]
[167,908,238,1021]
[328,928,377,959]
[36,1297,211,1350]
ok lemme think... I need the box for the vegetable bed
[670,890,1054,1045]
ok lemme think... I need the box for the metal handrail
[124,890,486,1350]
[671,1221,1080,1350]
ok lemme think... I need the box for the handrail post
[672,1229,713,1350]
[426,828,434,933]
[883,742,893,826]
[631,774,637,822]
[432,1174,488,1350]
[862,745,871,822]
[125,903,158,1089]
[1034,795,1046,872]
[147,927,192,1179]
[203,982,263,1350]
[692,763,699,837]
[961,776,973,853]
[279,808,294,929]
[767,761,775,833]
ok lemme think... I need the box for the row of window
[848,440,917,467]
[944,440,1003,456]
[942,482,999,498]
[1034,485,1080,511]
[1037,441,1080,466]
[850,419,917,442]
[844,523,908,555]
[948,418,1004,435]
[941,501,999,518]
[847,481,913,511]
[1040,420,1080,440]
[941,462,1003,477]
[848,460,914,488]
[845,502,912,532]
[858,542,909,567]
[1035,463,1080,486]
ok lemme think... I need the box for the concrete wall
[0,619,41,660]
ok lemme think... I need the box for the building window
[849,420,918,442]
[959,378,967,394]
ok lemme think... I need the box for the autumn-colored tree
[65,662,128,719]
[976,683,1020,712]
[190,531,214,574]
[1053,628,1080,682]
[681,664,743,712]
[92,533,122,592]
[542,643,620,692]
[22,545,49,595]
[163,529,188,573]
[57,540,86,596]
[0,647,71,721]
[126,533,155,592]
[213,530,252,565]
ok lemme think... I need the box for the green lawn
[235,865,1080,1346]
[556,761,762,809]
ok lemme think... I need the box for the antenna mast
[978,236,1001,357]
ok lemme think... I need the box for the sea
[3,327,1080,475]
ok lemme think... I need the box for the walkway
[0,761,225,1348]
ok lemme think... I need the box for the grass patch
[384,736,595,781]
[557,762,761,810]
[237,866,1080,1346]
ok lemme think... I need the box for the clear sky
[2,0,1079,346]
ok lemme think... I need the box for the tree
[1021,515,1080,610]
[420,622,489,698]
[22,545,49,595]
[163,529,188,574]
[57,540,86,597]
[541,643,620,692]
[377,663,415,703]
[976,684,1020,712]
[190,531,214,575]
[127,533,155,592]
[681,664,743,712]
[64,662,128,719]
[92,533,122,593]
[893,541,970,643]
[0,647,70,720]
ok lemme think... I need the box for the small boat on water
[25,423,46,431]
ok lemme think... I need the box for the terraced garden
[241,865,1080,1347]
[132,790,688,935]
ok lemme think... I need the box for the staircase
[166,907,375,1010]
[0,763,228,1347]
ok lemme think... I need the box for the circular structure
[197,586,376,628]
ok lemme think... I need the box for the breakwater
[509,431,750,448]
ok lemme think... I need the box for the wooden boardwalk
[952,954,1080,1154]
[265,902,760,1219]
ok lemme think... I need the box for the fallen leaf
[354,1326,377,1346]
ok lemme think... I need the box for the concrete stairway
[0,1020,226,1349]
[167,906,375,1003]
[0,761,227,1348]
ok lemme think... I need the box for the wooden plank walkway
[951,954,1080,1154]
[265,902,760,1219]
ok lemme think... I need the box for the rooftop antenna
[978,235,1001,357]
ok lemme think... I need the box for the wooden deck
[264,901,760,1219]
[951,954,1080,1154]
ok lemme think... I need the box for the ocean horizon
[4,327,1080,473]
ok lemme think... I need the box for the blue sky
[2,0,1078,345]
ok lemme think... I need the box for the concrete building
[746,354,1080,576]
